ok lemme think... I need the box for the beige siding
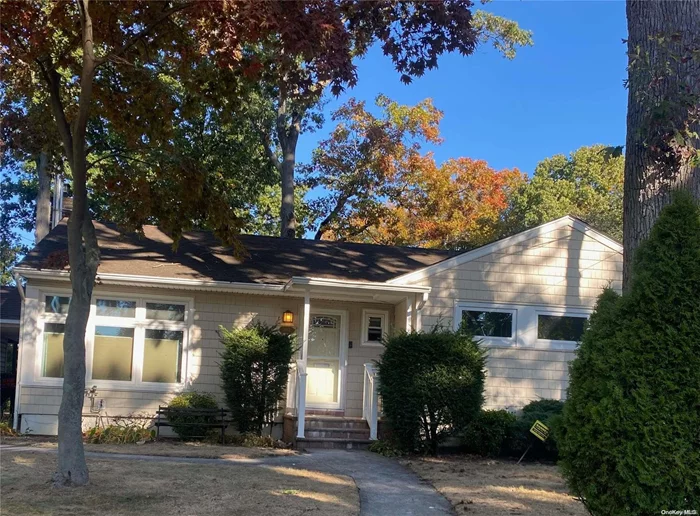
[17,281,389,433]
[414,224,622,409]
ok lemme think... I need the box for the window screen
[537,315,587,341]
[461,310,513,338]
[143,329,183,383]
[367,316,383,342]
[42,323,65,377]
[92,326,134,381]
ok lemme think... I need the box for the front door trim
[306,308,348,410]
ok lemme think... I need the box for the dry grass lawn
[0,450,359,516]
[403,455,586,516]
[1,436,296,459]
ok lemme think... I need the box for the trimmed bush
[378,329,486,455]
[559,192,700,515]
[506,399,564,461]
[219,323,295,434]
[167,391,218,440]
[462,409,516,457]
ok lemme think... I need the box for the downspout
[12,272,25,431]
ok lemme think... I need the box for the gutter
[14,268,288,295]
[14,268,432,296]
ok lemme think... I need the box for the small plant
[378,329,486,455]
[0,421,18,437]
[506,399,564,461]
[211,432,285,448]
[219,323,295,435]
[167,392,219,441]
[462,409,516,457]
[85,417,154,444]
[368,439,404,457]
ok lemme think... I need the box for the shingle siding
[17,282,388,433]
[413,223,622,409]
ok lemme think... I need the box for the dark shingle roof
[19,221,455,285]
[0,286,22,322]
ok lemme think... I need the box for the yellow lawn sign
[517,420,550,464]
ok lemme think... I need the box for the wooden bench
[155,406,231,444]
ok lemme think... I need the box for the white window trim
[453,302,517,347]
[33,289,193,392]
[361,309,389,347]
[453,300,592,351]
[535,308,591,350]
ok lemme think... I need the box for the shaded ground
[0,450,358,516]
[1,436,296,459]
[402,455,586,515]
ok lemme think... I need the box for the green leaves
[558,193,700,514]
[219,323,296,435]
[377,330,486,455]
[506,144,625,241]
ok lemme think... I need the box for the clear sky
[296,0,629,176]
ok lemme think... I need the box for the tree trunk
[275,93,300,239]
[280,143,297,238]
[623,0,700,288]
[51,0,100,487]
[34,151,51,243]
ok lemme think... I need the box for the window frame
[535,308,590,349]
[453,302,517,347]
[34,289,192,391]
[361,309,389,347]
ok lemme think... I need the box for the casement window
[362,309,388,346]
[38,293,190,388]
[454,301,591,350]
[455,304,517,344]
[537,314,588,343]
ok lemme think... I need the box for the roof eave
[13,269,429,302]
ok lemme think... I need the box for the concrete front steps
[285,414,374,450]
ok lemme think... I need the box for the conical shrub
[558,192,700,515]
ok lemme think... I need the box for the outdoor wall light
[280,310,295,334]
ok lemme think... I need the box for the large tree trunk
[275,92,300,239]
[34,151,51,243]
[48,0,100,487]
[623,0,700,288]
[280,142,297,238]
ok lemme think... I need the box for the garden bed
[0,450,358,515]
[402,455,586,515]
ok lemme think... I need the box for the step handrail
[362,363,379,440]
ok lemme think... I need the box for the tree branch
[257,128,282,174]
[97,3,192,67]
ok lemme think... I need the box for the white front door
[306,313,345,408]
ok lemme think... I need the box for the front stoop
[284,414,374,450]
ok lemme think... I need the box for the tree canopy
[505,144,624,241]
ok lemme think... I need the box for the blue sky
[297,0,629,176]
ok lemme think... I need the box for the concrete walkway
[0,445,453,516]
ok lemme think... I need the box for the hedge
[558,192,700,514]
